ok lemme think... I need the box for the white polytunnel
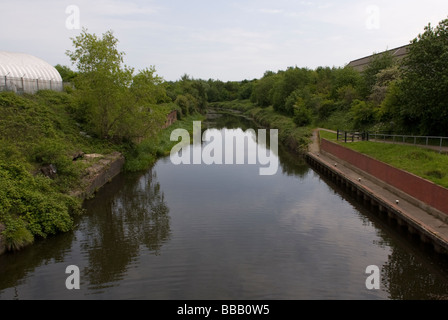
[0,51,63,94]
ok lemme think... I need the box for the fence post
[337,130,339,141]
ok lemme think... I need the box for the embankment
[0,152,125,256]
[306,134,448,254]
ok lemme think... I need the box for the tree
[361,50,395,98]
[66,29,138,141]
[251,72,278,107]
[399,18,448,136]
[369,65,401,107]
[271,67,314,115]
[350,99,378,130]
[131,67,170,105]
[54,64,78,83]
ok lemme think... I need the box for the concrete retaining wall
[78,152,125,200]
[321,139,448,217]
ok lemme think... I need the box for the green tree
[361,51,395,98]
[350,99,378,130]
[399,18,448,135]
[251,71,278,107]
[369,65,401,107]
[66,28,136,141]
[271,67,314,115]
[54,64,78,83]
[131,66,170,105]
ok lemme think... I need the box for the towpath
[307,129,448,254]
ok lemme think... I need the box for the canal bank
[0,151,125,256]
[306,130,448,255]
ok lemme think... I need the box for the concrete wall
[321,139,448,216]
[78,152,125,200]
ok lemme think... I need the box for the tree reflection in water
[81,169,171,289]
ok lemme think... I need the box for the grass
[319,129,448,189]
[123,113,206,172]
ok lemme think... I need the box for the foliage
[131,66,170,105]
[350,99,378,130]
[0,161,82,251]
[293,106,313,127]
[250,72,279,107]
[398,18,448,136]
[360,50,395,98]
[67,29,143,141]
[54,64,78,83]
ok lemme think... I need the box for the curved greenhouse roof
[0,51,63,93]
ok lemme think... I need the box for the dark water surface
[1,113,448,300]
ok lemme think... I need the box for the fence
[336,130,369,143]
[0,75,63,94]
[337,130,448,153]
[369,133,448,153]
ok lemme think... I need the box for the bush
[293,106,313,127]
[0,162,82,251]
[350,99,378,130]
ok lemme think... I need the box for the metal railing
[1,75,63,94]
[336,130,448,153]
[336,130,369,143]
[368,133,448,153]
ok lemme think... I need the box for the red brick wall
[321,139,448,215]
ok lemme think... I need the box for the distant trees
[242,17,448,135]
[65,17,448,137]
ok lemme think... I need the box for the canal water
[1,112,448,300]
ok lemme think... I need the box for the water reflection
[1,111,448,299]
[81,169,171,289]
[314,168,448,300]
[204,110,309,178]
[0,168,170,298]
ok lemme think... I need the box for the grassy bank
[0,90,203,252]
[209,100,312,154]
[124,113,206,172]
[320,130,448,189]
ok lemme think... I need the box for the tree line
[202,18,448,137]
[58,18,448,139]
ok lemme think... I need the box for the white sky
[1,0,448,82]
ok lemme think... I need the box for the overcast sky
[2,0,448,82]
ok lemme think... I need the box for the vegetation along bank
[2,17,448,254]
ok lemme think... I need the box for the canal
[1,112,448,300]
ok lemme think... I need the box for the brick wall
[321,139,448,216]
